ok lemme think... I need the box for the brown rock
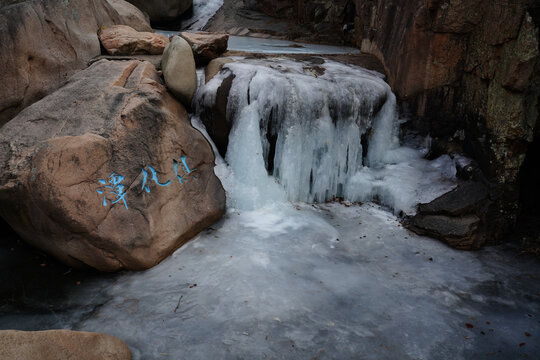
[106,0,152,32]
[0,0,125,127]
[99,25,169,56]
[0,59,225,271]
[0,330,131,360]
[205,57,235,83]
[180,32,229,65]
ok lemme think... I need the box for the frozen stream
[1,202,539,359]
[1,56,539,359]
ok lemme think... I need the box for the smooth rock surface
[0,330,131,360]
[0,60,225,271]
[106,0,152,32]
[205,57,235,83]
[126,0,192,25]
[407,214,481,250]
[99,25,169,55]
[418,181,489,216]
[0,0,124,127]
[180,31,229,65]
[162,36,198,107]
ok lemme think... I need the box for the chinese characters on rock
[97,155,197,210]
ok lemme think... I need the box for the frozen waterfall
[194,57,457,213]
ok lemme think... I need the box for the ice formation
[182,0,224,30]
[195,58,457,214]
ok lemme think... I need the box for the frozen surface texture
[196,57,456,213]
[1,203,539,360]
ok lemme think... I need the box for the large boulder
[0,59,225,271]
[106,0,152,32]
[0,330,131,360]
[0,0,136,128]
[180,32,229,65]
[99,25,169,55]
[125,0,193,25]
[162,36,198,107]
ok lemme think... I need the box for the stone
[0,330,131,360]
[99,25,169,56]
[180,32,229,65]
[125,0,192,25]
[407,214,481,250]
[106,0,152,32]
[0,0,125,127]
[0,60,225,271]
[205,57,235,83]
[162,36,198,107]
[418,181,489,216]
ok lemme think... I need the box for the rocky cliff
[354,0,539,186]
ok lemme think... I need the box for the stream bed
[1,43,539,359]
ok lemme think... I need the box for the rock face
[125,0,193,26]
[106,0,152,32]
[0,60,225,271]
[0,330,131,360]
[162,36,198,107]
[99,25,169,55]
[180,32,229,65]
[0,0,127,127]
[353,0,539,185]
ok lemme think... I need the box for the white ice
[227,36,362,55]
[2,202,538,360]
[196,57,457,213]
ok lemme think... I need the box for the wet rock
[418,181,489,216]
[205,57,235,83]
[180,32,229,65]
[0,0,125,127]
[125,0,192,26]
[99,25,169,55]
[0,60,225,271]
[162,36,198,107]
[106,0,152,32]
[0,330,131,360]
[407,214,481,250]
[405,180,517,249]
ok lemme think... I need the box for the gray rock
[408,215,481,249]
[418,181,489,216]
